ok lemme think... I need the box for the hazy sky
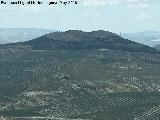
[0,0,160,33]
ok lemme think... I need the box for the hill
[0,30,160,120]
[1,30,159,54]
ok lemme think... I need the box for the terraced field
[0,49,160,119]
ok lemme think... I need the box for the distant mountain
[0,28,54,44]
[154,44,160,50]
[122,31,160,47]
[1,30,160,120]
[2,30,159,53]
